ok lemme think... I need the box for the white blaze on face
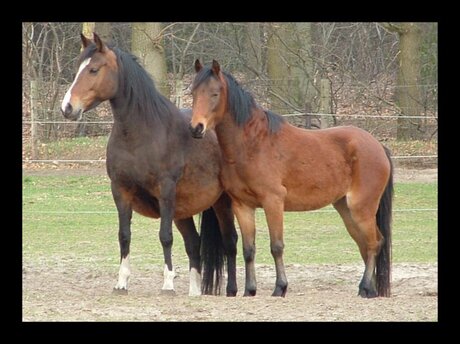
[114,255,131,290]
[188,267,201,296]
[61,58,91,112]
[161,264,176,291]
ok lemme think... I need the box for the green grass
[23,175,437,270]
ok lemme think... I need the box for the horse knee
[270,241,284,257]
[159,231,173,248]
[243,245,255,262]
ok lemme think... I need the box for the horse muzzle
[61,103,83,121]
[189,122,205,139]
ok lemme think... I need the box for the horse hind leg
[174,217,201,296]
[333,197,382,298]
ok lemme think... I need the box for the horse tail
[200,207,225,295]
[376,145,394,297]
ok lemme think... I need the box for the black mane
[192,67,285,133]
[80,43,175,125]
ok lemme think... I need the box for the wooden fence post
[304,102,312,129]
[319,78,332,129]
[30,79,39,160]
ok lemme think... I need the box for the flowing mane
[192,67,285,133]
[80,43,175,125]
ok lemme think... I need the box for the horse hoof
[112,288,128,295]
[358,288,378,298]
[272,285,287,297]
[243,289,256,297]
[226,287,238,297]
[160,289,176,296]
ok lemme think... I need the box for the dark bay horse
[190,60,393,298]
[61,34,238,296]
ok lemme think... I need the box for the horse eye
[89,68,99,74]
[212,93,218,97]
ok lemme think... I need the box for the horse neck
[214,110,248,161]
[108,93,181,146]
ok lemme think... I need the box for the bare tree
[267,23,318,116]
[132,22,170,98]
[383,22,424,140]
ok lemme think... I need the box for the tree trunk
[95,22,112,42]
[267,23,286,114]
[397,23,423,140]
[383,22,423,140]
[267,23,318,115]
[131,22,170,98]
[246,23,262,75]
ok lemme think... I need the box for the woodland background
[22,22,437,163]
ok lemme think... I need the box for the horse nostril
[63,103,73,117]
[189,122,204,138]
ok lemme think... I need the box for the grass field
[22,175,437,270]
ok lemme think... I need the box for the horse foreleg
[233,201,257,296]
[263,197,288,297]
[213,193,238,297]
[111,184,133,294]
[174,217,201,296]
[159,179,177,294]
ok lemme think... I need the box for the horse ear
[194,59,203,73]
[93,32,107,53]
[211,60,220,76]
[80,33,92,48]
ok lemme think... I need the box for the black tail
[376,145,394,297]
[200,207,225,295]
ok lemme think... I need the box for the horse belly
[283,177,349,211]
[174,184,222,219]
[284,191,336,211]
[131,199,161,218]
[174,163,222,219]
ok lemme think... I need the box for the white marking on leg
[189,267,202,296]
[114,255,131,290]
[61,58,91,112]
[162,264,176,291]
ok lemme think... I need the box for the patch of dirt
[394,168,437,183]
[22,261,437,321]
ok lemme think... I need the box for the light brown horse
[60,34,238,297]
[190,60,393,298]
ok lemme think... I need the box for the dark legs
[213,193,238,296]
[158,178,177,293]
[111,183,133,294]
